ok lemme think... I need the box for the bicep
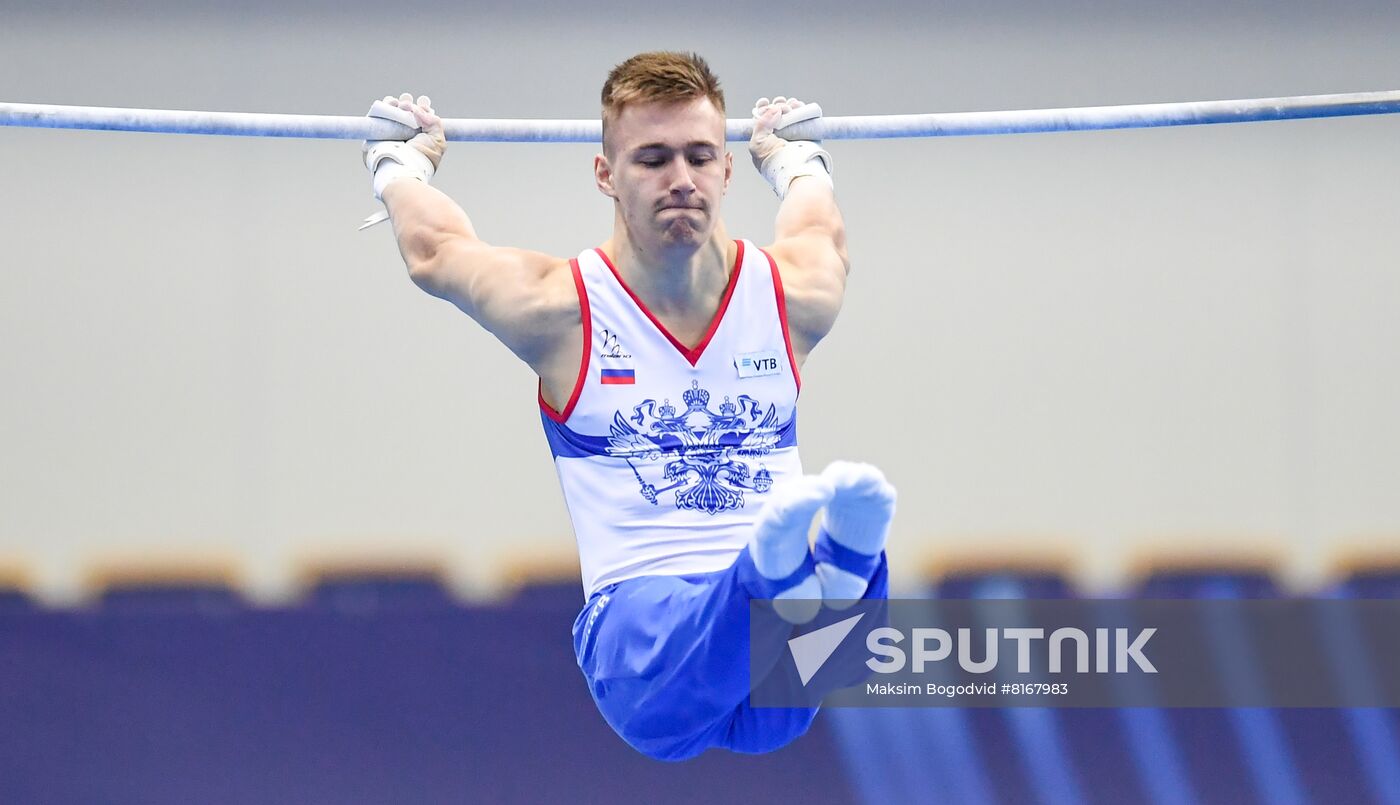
[414,240,578,366]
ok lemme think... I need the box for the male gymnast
[363,51,895,761]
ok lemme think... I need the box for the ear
[595,153,617,198]
[723,150,733,193]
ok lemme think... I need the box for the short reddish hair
[601,51,726,152]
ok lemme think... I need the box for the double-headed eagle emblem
[607,381,779,514]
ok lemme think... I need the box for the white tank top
[539,240,804,597]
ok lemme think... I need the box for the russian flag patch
[600,368,635,385]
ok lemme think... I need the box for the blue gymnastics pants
[572,546,890,761]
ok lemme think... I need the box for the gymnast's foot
[815,461,896,609]
[748,475,834,624]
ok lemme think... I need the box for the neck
[603,216,734,316]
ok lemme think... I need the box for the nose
[667,155,697,195]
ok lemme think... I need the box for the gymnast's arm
[367,95,581,381]
[381,181,579,367]
[754,100,849,364]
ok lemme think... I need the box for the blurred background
[2,0,1398,802]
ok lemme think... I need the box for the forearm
[382,180,482,275]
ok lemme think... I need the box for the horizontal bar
[2,90,1398,143]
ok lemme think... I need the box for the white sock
[773,576,824,624]
[749,475,834,624]
[815,564,869,607]
[750,475,834,579]
[820,461,896,556]
[817,461,896,607]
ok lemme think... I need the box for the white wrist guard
[364,140,436,201]
[758,140,833,200]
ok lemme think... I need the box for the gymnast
[362,51,894,761]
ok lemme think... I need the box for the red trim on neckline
[593,241,745,367]
[538,258,591,423]
[760,247,802,395]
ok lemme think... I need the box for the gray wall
[3,0,1398,601]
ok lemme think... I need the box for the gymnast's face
[596,97,733,252]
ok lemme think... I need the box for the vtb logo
[742,357,779,371]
